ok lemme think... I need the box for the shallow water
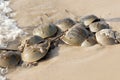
[0,0,25,48]
[0,0,26,79]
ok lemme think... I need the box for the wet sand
[7,0,120,80]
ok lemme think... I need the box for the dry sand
[7,0,120,80]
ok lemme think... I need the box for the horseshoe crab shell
[89,21,109,32]
[61,23,89,46]
[21,40,51,63]
[95,29,117,45]
[80,15,99,27]
[0,51,20,68]
[81,36,97,47]
[55,18,76,31]
[33,24,58,38]
[19,35,44,51]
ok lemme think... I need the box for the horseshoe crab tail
[0,48,18,51]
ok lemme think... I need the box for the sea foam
[0,0,26,48]
[0,0,26,79]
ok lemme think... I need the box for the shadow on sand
[40,46,60,62]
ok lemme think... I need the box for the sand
[7,0,120,80]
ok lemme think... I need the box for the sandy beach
[6,0,120,80]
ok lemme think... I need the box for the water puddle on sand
[0,0,26,79]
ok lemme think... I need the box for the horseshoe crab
[81,35,97,47]
[21,40,51,67]
[21,32,63,67]
[33,23,58,38]
[55,18,76,31]
[80,15,100,27]
[18,35,44,51]
[0,50,20,68]
[89,21,110,32]
[95,29,117,45]
[61,23,90,46]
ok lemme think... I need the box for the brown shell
[19,35,44,51]
[62,23,89,46]
[33,24,58,38]
[89,21,109,32]
[95,29,117,45]
[21,40,51,63]
[80,15,99,27]
[81,36,97,47]
[55,18,76,31]
[0,51,20,68]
